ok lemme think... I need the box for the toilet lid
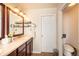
[64,44,74,52]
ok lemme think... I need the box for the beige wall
[63,5,79,55]
[24,8,57,53]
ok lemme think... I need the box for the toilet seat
[64,44,74,53]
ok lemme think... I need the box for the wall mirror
[0,5,2,38]
[7,8,24,36]
[0,4,5,39]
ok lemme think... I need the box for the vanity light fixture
[14,8,20,13]
[25,17,30,21]
[68,3,76,7]
[14,7,26,18]
[19,12,23,16]
[19,11,26,18]
[23,14,26,18]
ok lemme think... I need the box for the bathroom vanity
[0,4,33,56]
[0,35,33,56]
[8,37,33,56]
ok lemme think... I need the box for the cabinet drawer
[18,43,26,53]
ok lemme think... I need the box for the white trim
[57,3,67,56]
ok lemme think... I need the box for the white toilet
[64,44,75,56]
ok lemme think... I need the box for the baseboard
[33,50,41,53]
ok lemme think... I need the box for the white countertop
[0,35,33,56]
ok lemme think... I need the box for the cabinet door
[18,49,26,56]
[17,43,26,56]
[26,43,30,56]
[26,38,33,56]
[8,50,17,56]
[29,39,33,56]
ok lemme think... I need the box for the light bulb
[14,8,19,13]
[68,3,76,7]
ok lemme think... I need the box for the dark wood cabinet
[8,50,17,56]
[8,38,33,56]
[26,38,33,56]
[17,43,26,56]
[18,49,26,56]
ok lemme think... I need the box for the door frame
[57,3,68,56]
[41,14,57,53]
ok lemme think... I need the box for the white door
[41,15,57,52]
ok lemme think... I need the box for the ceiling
[4,3,63,14]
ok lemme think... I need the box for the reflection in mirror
[8,9,24,36]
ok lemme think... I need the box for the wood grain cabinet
[17,43,26,56]
[8,38,33,56]
[26,38,33,56]
[8,50,17,56]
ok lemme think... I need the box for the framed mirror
[7,8,24,36]
[0,4,5,39]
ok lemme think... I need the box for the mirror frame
[0,3,5,39]
[7,7,24,37]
